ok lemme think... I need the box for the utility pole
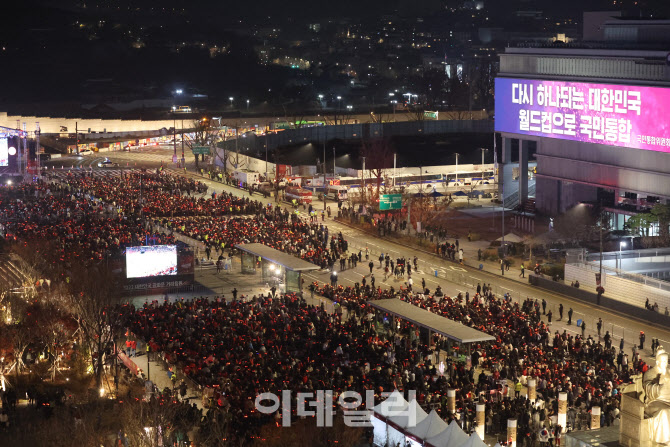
[333,145,336,178]
[35,123,40,179]
[481,148,486,166]
[173,116,177,163]
[455,153,459,183]
[393,153,397,188]
[265,132,269,179]
[362,156,366,204]
[599,201,604,294]
[323,141,327,210]
[180,119,185,168]
[75,121,79,155]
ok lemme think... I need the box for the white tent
[372,389,409,418]
[372,390,411,447]
[426,420,469,447]
[387,399,429,429]
[459,432,488,447]
[406,409,449,441]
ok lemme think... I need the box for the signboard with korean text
[379,194,402,210]
[495,77,670,153]
[191,146,210,155]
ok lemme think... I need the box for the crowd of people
[0,170,641,446]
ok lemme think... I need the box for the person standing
[500,259,505,276]
[519,263,525,278]
[597,318,603,337]
[639,331,646,350]
[567,307,573,325]
[581,321,586,337]
[558,303,564,321]
[368,261,374,274]
[542,298,547,314]
[371,274,376,288]
[547,310,553,324]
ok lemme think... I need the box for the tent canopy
[387,399,428,429]
[426,420,469,447]
[372,390,409,418]
[406,410,449,440]
[367,299,495,344]
[461,432,488,447]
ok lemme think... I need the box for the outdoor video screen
[0,138,8,167]
[495,77,670,153]
[126,245,178,278]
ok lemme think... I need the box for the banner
[495,77,670,153]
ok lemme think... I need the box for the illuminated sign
[495,78,670,153]
[0,138,8,167]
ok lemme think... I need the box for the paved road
[45,152,670,363]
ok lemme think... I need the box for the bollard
[591,406,601,430]
[508,419,517,447]
[447,389,456,413]
[528,378,537,403]
[558,392,567,432]
[475,403,485,440]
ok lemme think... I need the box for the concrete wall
[528,274,670,328]
[565,263,670,311]
[0,112,176,134]
[535,137,670,199]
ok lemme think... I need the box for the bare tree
[360,138,394,206]
[184,119,222,169]
[64,262,125,390]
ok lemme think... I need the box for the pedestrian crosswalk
[43,168,143,179]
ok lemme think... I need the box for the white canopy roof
[426,420,469,447]
[460,432,488,447]
[387,399,429,429]
[372,390,409,418]
[406,409,449,440]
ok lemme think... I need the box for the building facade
[495,17,670,232]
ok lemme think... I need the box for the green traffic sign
[191,146,210,155]
[379,194,402,210]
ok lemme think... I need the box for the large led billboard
[126,245,177,278]
[495,77,670,153]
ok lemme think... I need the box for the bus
[285,186,313,205]
[445,171,495,186]
[326,185,348,201]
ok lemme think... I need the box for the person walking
[519,263,525,278]
[379,253,384,268]
[371,274,376,288]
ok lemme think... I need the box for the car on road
[97,159,118,168]
[78,149,93,155]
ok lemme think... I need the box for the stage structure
[0,123,41,181]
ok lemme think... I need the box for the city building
[495,14,670,233]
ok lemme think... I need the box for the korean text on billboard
[494,78,670,153]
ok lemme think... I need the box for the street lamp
[480,148,488,166]
[337,96,342,110]
[318,94,324,101]
[391,100,397,121]
[229,97,234,107]
[618,241,627,270]
[246,99,250,110]
[346,105,353,111]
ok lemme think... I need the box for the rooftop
[234,243,321,272]
[367,299,496,344]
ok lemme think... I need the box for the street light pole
[333,146,336,178]
[323,141,327,211]
[481,148,486,166]
[455,153,459,183]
